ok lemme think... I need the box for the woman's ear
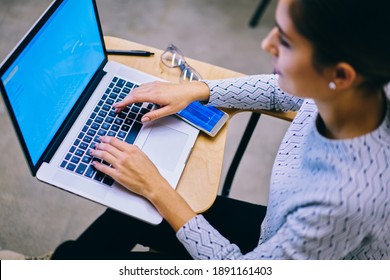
[332,62,357,90]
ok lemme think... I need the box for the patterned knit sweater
[176,74,390,259]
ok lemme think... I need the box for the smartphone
[176,101,229,137]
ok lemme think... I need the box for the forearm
[204,74,303,112]
[147,180,196,232]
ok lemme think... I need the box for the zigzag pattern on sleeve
[204,74,303,111]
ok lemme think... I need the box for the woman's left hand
[90,136,167,199]
[90,136,197,231]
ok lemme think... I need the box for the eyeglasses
[161,44,202,82]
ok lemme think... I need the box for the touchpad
[142,125,189,171]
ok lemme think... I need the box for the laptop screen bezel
[0,0,108,176]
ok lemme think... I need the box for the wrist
[191,81,210,103]
[147,180,197,231]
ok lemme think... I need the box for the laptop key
[111,124,120,132]
[82,156,92,164]
[71,156,80,164]
[103,176,114,186]
[95,116,104,124]
[128,112,136,120]
[114,118,123,125]
[84,135,92,143]
[124,122,142,144]
[87,129,97,137]
[75,149,84,157]
[102,123,110,130]
[102,104,110,111]
[91,123,100,130]
[123,106,130,114]
[98,111,107,118]
[118,131,126,138]
[109,93,118,99]
[116,79,125,88]
[105,116,114,124]
[76,163,87,175]
[66,163,76,171]
[141,108,149,114]
[121,125,130,132]
[106,98,114,105]
[118,112,127,119]
[94,171,105,182]
[131,106,140,113]
[79,142,89,150]
[124,118,133,126]
[85,165,96,178]
[97,129,107,136]
[107,131,116,137]
[136,114,143,122]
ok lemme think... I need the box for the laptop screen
[1,0,105,165]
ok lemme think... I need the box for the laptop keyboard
[59,76,154,186]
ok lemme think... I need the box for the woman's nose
[261,27,278,58]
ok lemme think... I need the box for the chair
[249,0,272,28]
[221,0,278,197]
[221,112,261,196]
[221,110,295,196]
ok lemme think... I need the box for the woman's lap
[52,196,266,259]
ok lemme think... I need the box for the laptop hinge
[38,67,107,171]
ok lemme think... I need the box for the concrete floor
[0,0,290,257]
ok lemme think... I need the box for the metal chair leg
[249,0,272,27]
[221,112,261,197]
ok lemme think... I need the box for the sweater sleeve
[176,215,244,259]
[203,74,303,112]
[176,201,368,260]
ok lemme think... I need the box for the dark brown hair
[289,0,390,90]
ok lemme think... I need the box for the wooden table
[104,36,295,213]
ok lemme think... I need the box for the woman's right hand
[113,81,210,123]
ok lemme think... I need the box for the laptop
[0,0,199,225]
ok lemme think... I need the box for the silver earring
[329,81,336,90]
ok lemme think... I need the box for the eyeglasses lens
[161,44,202,83]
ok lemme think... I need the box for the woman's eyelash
[278,35,290,47]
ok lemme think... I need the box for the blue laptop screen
[1,0,105,165]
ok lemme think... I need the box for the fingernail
[141,117,150,123]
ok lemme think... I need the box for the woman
[53,0,390,259]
